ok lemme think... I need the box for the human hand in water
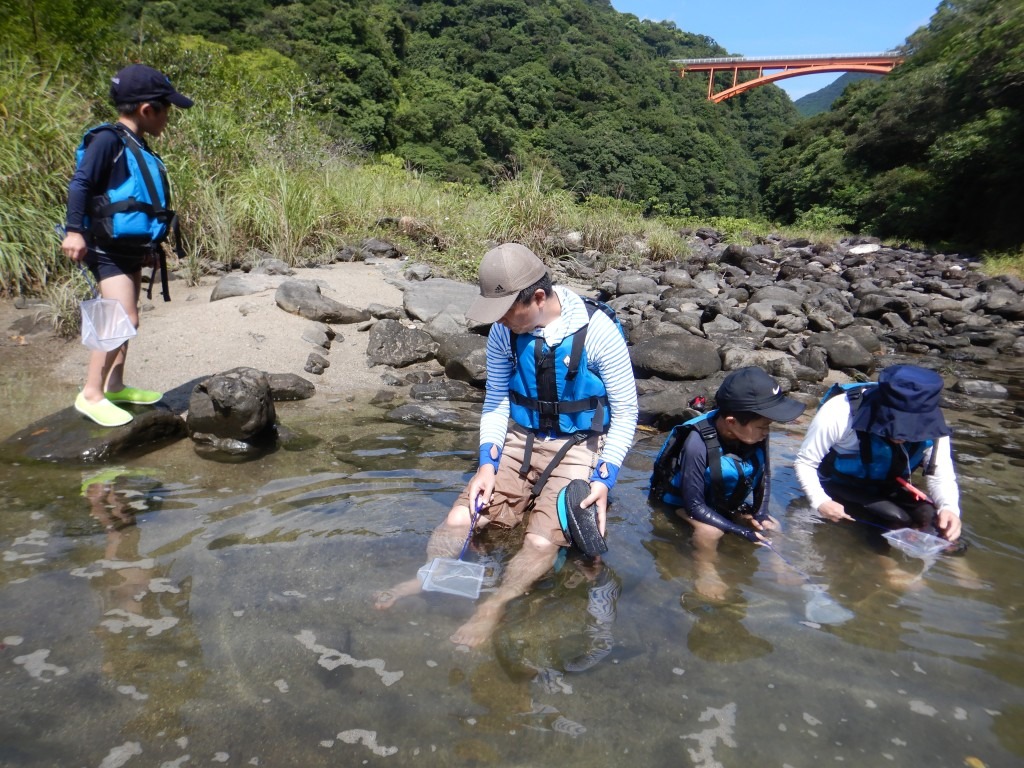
[739,527,769,544]
[749,514,778,531]
[818,499,854,523]
[936,508,961,542]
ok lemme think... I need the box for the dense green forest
[1,0,1022,299]
[134,0,800,217]
[763,0,1024,251]
[793,73,880,119]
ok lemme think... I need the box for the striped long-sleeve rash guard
[478,285,638,488]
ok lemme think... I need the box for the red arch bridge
[671,53,904,103]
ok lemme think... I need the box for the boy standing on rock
[62,64,193,427]
[375,243,638,648]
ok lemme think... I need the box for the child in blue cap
[61,64,193,427]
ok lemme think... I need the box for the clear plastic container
[882,528,949,559]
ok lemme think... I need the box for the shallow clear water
[1,384,1023,767]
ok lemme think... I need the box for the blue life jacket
[649,410,766,511]
[817,382,936,486]
[508,300,612,435]
[76,123,173,246]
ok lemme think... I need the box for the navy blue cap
[110,64,193,108]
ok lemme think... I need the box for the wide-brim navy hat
[110,64,194,108]
[852,365,952,442]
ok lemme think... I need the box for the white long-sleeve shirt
[794,393,961,516]
[479,285,638,472]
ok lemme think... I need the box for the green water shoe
[105,386,162,405]
[75,392,133,427]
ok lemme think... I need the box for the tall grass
[3,37,882,323]
[982,248,1024,278]
[486,168,576,253]
[0,54,88,294]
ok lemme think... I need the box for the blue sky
[610,1,940,100]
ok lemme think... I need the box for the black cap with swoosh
[715,367,805,422]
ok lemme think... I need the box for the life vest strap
[509,391,603,416]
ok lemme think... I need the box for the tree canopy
[762,0,1024,250]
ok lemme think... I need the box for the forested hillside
[763,0,1024,251]
[2,0,1022,267]
[114,0,799,216]
[793,73,880,118]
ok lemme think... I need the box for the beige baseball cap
[466,243,548,324]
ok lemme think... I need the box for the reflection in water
[1,392,1023,766]
[78,469,206,745]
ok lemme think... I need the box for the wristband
[590,462,619,490]
[478,442,501,472]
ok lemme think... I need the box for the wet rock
[410,380,485,403]
[187,367,277,454]
[0,405,186,463]
[385,402,480,431]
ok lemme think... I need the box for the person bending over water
[794,365,964,549]
[374,243,637,648]
[649,367,805,600]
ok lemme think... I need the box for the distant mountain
[794,72,881,117]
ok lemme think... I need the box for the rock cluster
[364,231,1023,429]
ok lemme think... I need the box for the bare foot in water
[373,578,421,610]
[450,603,503,647]
[694,570,729,601]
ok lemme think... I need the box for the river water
[1,366,1023,767]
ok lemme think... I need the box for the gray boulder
[806,332,875,371]
[366,319,438,368]
[435,334,488,385]
[402,278,479,324]
[630,336,722,380]
[275,280,369,323]
[267,373,316,401]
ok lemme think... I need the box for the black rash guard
[678,429,770,542]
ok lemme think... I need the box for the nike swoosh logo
[773,385,781,395]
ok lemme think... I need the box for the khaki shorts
[456,424,603,546]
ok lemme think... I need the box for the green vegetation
[793,73,880,118]
[763,0,1024,254]
[2,0,1022,309]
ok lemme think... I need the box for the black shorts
[823,480,938,530]
[85,247,149,282]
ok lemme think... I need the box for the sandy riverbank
[0,259,415,433]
